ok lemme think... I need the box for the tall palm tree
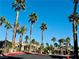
[40,22,47,54]
[58,39,65,55]
[4,21,12,52]
[12,0,26,49]
[17,25,26,51]
[29,12,37,41]
[40,22,47,46]
[69,0,79,58]
[51,37,56,46]
[29,12,37,51]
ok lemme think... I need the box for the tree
[69,0,79,58]
[0,16,6,26]
[35,41,40,46]
[45,43,49,54]
[17,25,26,51]
[54,42,59,47]
[40,22,47,54]
[25,35,29,51]
[48,44,53,54]
[65,37,70,54]
[66,37,70,48]
[4,21,12,52]
[58,39,64,47]
[12,0,26,49]
[31,39,36,52]
[29,12,37,41]
[51,37,56,46]
[31,39,35,44]
[40,22,47,45]
[40,43,44,54]
[32,41,40,53]
[58,39,65,55]
[29,12,37,51]
[43,44,53,54]
[46,43,49,47]
[25,35,29,44]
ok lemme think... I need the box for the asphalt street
[0,54,68,59]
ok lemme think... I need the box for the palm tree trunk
[73,2,78,58]
[66,43,68,54]
[41,30,44,54]
[29,23,32,52]
[60,43,63,55]
[66,42,69,54]
[5,29,8,53]
[19,34,23,51]
[42,30,44,45]
[30,23,32,41]
[12,11,19,51]
[73,19,78,58]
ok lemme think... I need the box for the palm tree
[58,39,64,47]
[34,41,39,51]
[58,39,65,55]
[51,37,56,47]
[0,16,6,26]
[31,39,36,52]
[40,22,47,54]
[66,37,70,48]
[40,22,47,46]
[29,12,37,41]
[25,35,29,51]
[54,42,59,48]
[31,39,35,44]
[40,43,44,54]
[25,35,29,44]
[35,41,40,46]
[45,43,49,54]
[29,12,37,51]
[17,25,26,51]
[48,44,53,54]
[46,43,49,47]
[4,21,12,52]
[54,42,59,54]
[12,0,26,49]
[69,0,79,58]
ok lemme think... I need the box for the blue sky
[0,0,79,46]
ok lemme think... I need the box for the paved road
[0,54,67,59]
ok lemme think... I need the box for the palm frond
[12,0,26,11]
[40,22,47,31]
[29,12,37,24]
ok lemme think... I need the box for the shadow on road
[0,56,22,59]
[49,55,79,59]
[49,55,66,59]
